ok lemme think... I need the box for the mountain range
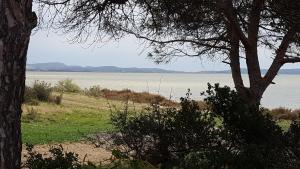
[27,62,300,74]
[27,62,180,73]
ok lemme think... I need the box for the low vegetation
[22,80,298,145]
[268,107,300,120]
[110,84,300,169]
[22,80,300,168]
[25,80,63,105]
[100,89,176,106]
[24,144,155,169]
[54,79,81,93]
[84,86,176,106]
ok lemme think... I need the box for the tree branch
[263,29,297,87]
[123,29,230,50]
[283,56,300,63]
[220,0,250,49]
[248,0,265,45]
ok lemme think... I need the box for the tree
[39,0,300,108]
[0,0,37,168]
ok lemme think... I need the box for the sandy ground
[22,142,112,164]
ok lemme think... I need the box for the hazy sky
[27,30,300,72]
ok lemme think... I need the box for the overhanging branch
[220,0,251,49]
[283,56,300,63]
[263,28,297,88]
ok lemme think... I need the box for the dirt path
[22,142,112,164]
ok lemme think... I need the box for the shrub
[111,94,217,168]
[24,144,85,169]
[54,79,81,93]
[23,144,155,169]
[269,107,298,120]
[202,84,296,169]
[292,109,300,118]
[48,93,63,105]
[84,85,102,97]
[102,89,176,106]
[24,81,52,103]
[32,80,52,101]
[24,86,39,105]
[111,84,300,169]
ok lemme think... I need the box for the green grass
[22,110,112,144]
[22,93,144,144]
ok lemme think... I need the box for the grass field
[22,93,146,144]
[22,92,292,145]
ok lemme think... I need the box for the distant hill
[27,62,181,73]
[27,62,300,74]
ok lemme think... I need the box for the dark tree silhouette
[39,0,300,108]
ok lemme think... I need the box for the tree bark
[0,0,36,168]
[228,25,246,99]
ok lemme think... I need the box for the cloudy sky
[27,30,300,72]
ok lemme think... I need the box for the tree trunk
[0,0,36,168]
[228,25,262,110]
[241,88,262,110]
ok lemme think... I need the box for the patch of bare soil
[22,142,112,164]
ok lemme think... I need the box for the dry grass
[268,107,299,120]
[100,89,177,107]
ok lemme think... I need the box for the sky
[27,30,300,72]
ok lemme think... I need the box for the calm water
[26,71,300,109]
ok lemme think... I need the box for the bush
[24,81,52,103]
[48,93,63,105]
[111,92,217,168]
[292,109,300,118]
[24,144,87,169]
[24,86,39,105]
[111,84,300,169]
[54,79,81,93]
[102,89,176,106]
[32,81,52,101]
[23,144,155,169]
[267,107,300,120]
[202,84,296,169]
[84,85,102,97]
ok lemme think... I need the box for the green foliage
[111,90,217,168]
[55,79,81,93]
[24,144,92,169]
[202,84,297,169]
[104,159,156,169]
[181,152,212,169]
[111,84,300,169]
[23,144,155,169]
